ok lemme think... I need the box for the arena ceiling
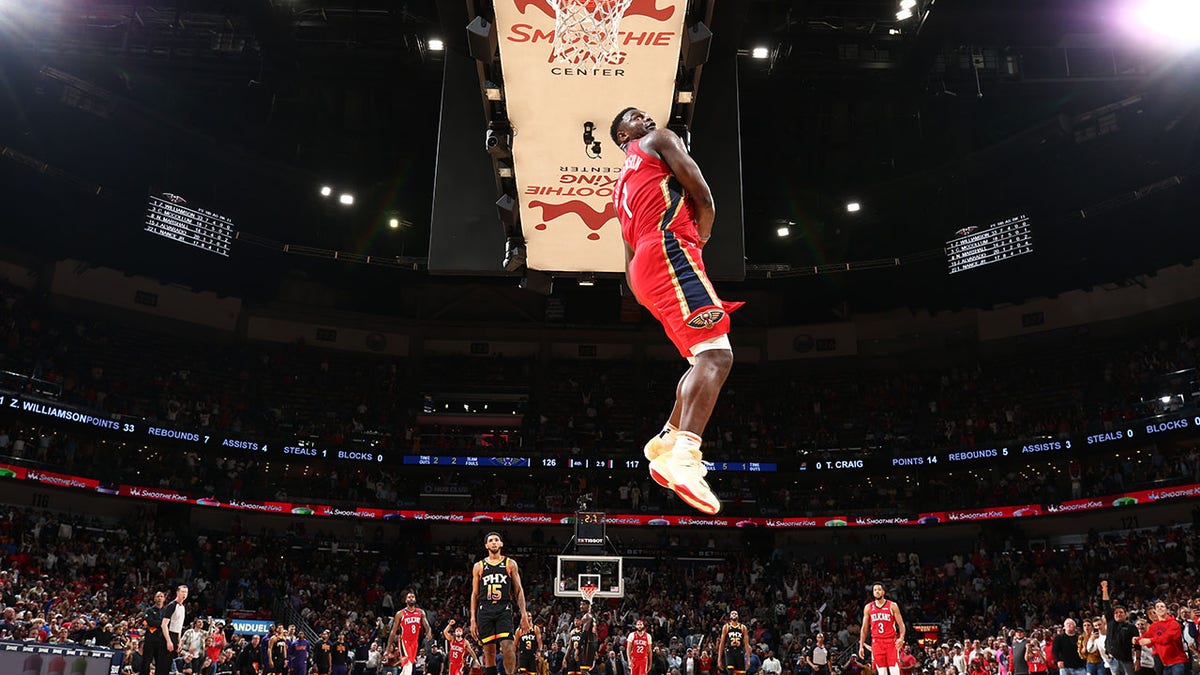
[0,0,1197,315]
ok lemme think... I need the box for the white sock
[671,431,702,455]
[658,423,679,442]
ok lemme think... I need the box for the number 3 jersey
[868,601,898,641]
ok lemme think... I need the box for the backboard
[555,555,624,598]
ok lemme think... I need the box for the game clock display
[575,511,606,546]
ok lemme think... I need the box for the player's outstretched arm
[641,129,715,242]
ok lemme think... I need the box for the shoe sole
[648,461,671,489]
[649,460,721,515]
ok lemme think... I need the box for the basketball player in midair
[717,611,751,675]
[470,532,532,675]
[858,583,906,675]
[626,619,652,675]
[611,106,740,515]
[386,591,435,669]
[444,620,479,675]
[515,618,543,675]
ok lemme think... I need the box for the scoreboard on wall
[946,215,1032,274]
[144,192,235,257]
[911,623,942,647]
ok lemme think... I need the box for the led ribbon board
[493,0,688,272]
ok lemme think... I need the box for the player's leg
[634,231,736,514]
[501,640,518,675]
[648,338,730,514]
[484,644,498,668]
[677,344,732,433]
[643,368,689,464]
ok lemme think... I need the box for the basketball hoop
[546,0,636,65]
[580,583,599,604]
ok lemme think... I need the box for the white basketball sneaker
[649,448,721,515]
[643,432,675,485]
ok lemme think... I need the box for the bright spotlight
[320,185,333,197]
[338,193,355,205]
[896,7,913,20]
[900,0,917,9]
[1160,395,1173,404]
[776,226,791,238]
[751,46,770,59]
[846,201,861,213]
[1132,0,1200,49]
[389,218,400,228]
[428,38,445,51]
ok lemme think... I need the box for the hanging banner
[493,0,688,272]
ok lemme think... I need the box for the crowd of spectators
[2,416,1199,517]
[3,279,1200,469]
[5,498,1200,675]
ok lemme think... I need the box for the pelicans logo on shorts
[686,308,725,330]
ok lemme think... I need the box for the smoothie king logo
[507,0,678,68]
[524,167,619,241]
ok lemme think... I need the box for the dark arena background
[1,1,1200,675]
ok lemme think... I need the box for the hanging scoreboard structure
[575,511,607,547]
[490,0,690,273]
[144,192,235,257]
[946,214,1032,274]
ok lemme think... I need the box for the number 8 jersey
[479,556,512,605]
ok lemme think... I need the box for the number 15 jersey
[479,557,512,605]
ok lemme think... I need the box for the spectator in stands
[1056,619,1094,672]
[1101,582,1139,675]
[1136,603,1187,675]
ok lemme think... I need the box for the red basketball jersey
[449,638,467,674]
[868,601,898,641]
[614,138,698,246]
[401,609,424,659]
[628,632,651,665]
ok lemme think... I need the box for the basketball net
[547,0,636,65]
[580,583,599,604]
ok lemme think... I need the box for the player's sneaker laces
[649,448,721,515]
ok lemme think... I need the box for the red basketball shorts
[628,229,741,358]
[872,641,898,669]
